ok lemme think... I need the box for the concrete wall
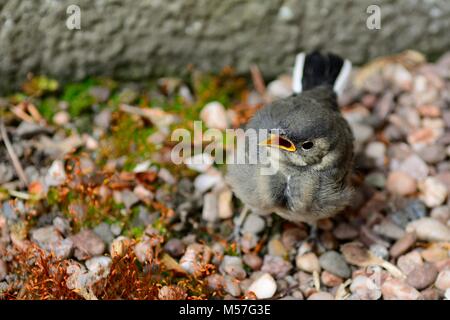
[1,0,450,93]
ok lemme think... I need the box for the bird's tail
[292,51,352,96]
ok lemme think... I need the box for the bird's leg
[304,222,321,251]
[229,205,250,245]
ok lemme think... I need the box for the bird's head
[253,90,353,171]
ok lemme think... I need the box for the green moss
[37,97,59,122]
[128,226,145,239]
[62,79,97,117]
[99,113,156,170]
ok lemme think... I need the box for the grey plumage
[226,52,354,224]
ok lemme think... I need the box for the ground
[0,50,450,300]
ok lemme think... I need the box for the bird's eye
[301,141,314,150]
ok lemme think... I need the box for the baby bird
[226,51,355,235]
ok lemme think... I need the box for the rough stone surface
[2,1,450,93]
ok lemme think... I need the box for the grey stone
[71,229,106,260]
[319,251,351,278]
[242,214,265,234]
[93,222,114,244]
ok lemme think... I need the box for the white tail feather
[333,59,352,96]
[292,52,352,97]
[292,52,305,94]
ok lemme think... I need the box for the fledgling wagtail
[226,51,354,237]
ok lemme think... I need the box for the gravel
[2,51,450,300]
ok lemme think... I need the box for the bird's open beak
[259,134,297,152]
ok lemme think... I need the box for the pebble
[84,135,98,150]
[218,188,233,219]
[185,154,214,173]
[350,275,382,300]
[220,256,246,280]
[53,217,71,235]
[351,123,374,145]
[320,271,343,287]
[109,236,130,257]
[418,145,447,164]
[435,270,450,291]
[397,251,423,275]
[373,220,406,240]
[381,279,422,300]
[44,160,66,187]
[0,260,7,281]
[281,227,307,250]
[134,239,152,263]
[200,101,228,130]
[247,273,277,299]
[307,292,335,300]
[158,285,187,300]
[242,214,265,234]
[94,109,112,129]
[267,78,292,99]
[430,206,450,224]
[406,218,450,242]
[158,168,176,185]
[359,225,390,248]
[365,142,386,166]
[194,171,223,194]
[85,256,112,277]
[261,255,292,279]
[421,287,441,300]
[319,251,351,278]
[406,263,438,290]
[421,246,448,262]
[365,172,386,189]
[224,276,241,297]
[164,238,185,258]
[390,233,417,258]
[419,177,448,208]
[369,244,389,260]
[333,223,359,240]
[90,86,111,102]
[31,226,73,259]
[53,111,70,126]
[114,189,139,209]
[243,253,263,271]
[386,171,417,196]
[391,200,427,229]
[71,229,106,260]
[267,238,287,257]
[202,192,218,223]
[397,155,429,181]
[240,232,258,252]
[296,252,321,273]
[205,274,225,291]
[93,222,114,244]
[133,185,154,203]
[179,243,212,275]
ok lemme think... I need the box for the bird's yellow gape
[259,134,297,152]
